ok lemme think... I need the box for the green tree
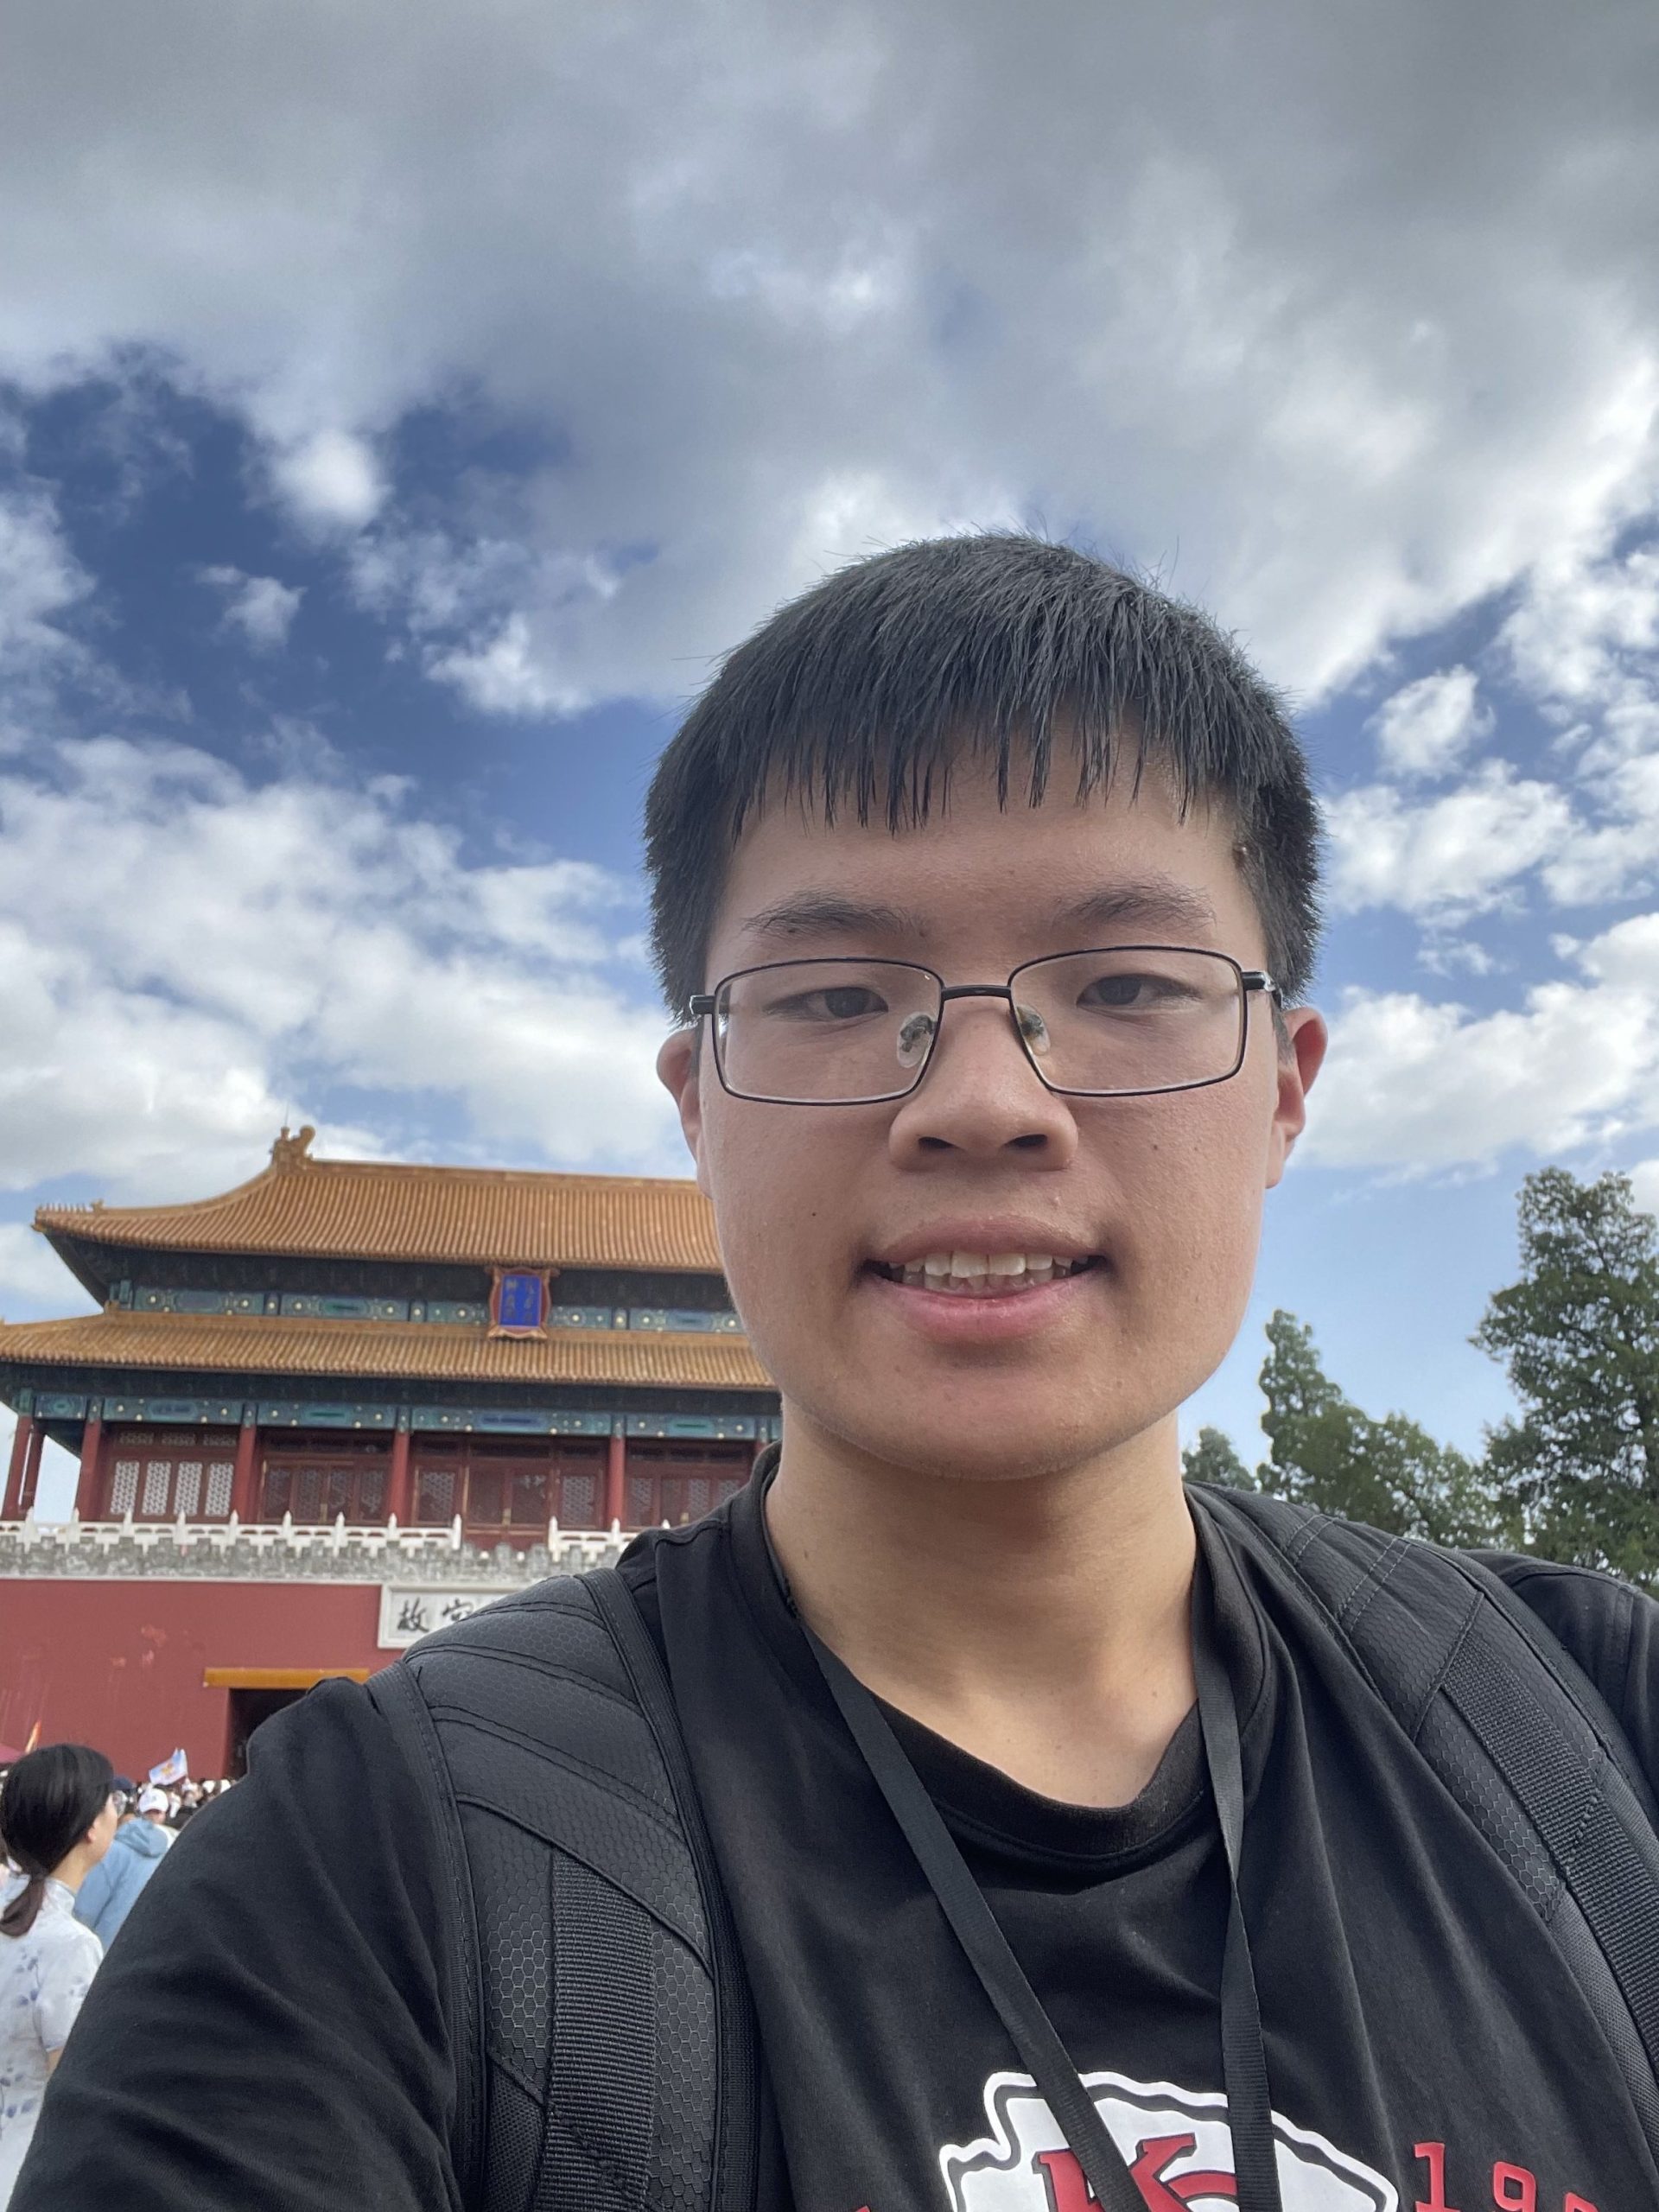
[1181,1425,1257,1490]
[1474,1168,1659,1583]
[1258,1310,1504,1547]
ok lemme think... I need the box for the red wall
[0,1580,387,1777]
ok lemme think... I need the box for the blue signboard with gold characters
[488,1266,552,1338]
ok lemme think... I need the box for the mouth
[864,1251,1104,1299]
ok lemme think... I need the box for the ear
[1265,1004,1327,1190]
[657,1027,710,1193]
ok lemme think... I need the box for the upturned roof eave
[0,1312,774,1394]
[27,1131,728,1284]
[34,1150,292,1268]
[33,1224,111,1304]
[34,1220,728,1275]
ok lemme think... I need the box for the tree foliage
[1255,1310,1507,1548]
[1180,1425,1255,1491]
[1187,1169,1659,1577]
[1474,1168,1659,1582]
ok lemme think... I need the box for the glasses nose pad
[896,1011,937,1069]
[1014,1001,1052,1055]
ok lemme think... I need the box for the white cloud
[0,1221,99,1317]
[1305,913,1659,1173]
[1325,728,1659,920]
[1476,530,1659,909]
[1573,907,1659,988]
[1368,667,1489,779]
[0,482,88,698]
[1503,541,1659,709]
[429,610,592,718]
[200,564,304,650]
[0,738,683,1199]
[1542,750,1659,905]
[1631,1159,1659,1218]
[1324,763,1573,918]
[270,429,385,531]
[1416,936,1497,980]
[0,912,300,1195]
[1,3,1658,709]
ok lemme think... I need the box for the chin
[820,1396,1156,1487]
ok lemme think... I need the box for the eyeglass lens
[712,951,1246,1103]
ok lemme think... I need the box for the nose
[887,994,1079,1166]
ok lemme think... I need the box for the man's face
[658,755,1325,1485]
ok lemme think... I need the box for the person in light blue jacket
[73,1796,168,1948]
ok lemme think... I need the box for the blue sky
[3,0,1659,1512]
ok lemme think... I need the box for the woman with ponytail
[0,1745,118,2205]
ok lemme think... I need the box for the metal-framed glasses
[689,947,1281,1106]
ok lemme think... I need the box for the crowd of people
[0,1745,235,2202]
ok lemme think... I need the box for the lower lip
[859,1265,1103,1344]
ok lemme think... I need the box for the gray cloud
[0,482,90,705]
[7,0,1659,1205]
[2,0,1656,710]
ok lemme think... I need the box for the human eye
[1075,965,1196,1013]
[764,982,891,1023]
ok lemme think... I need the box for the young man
[19,537,1659,2212]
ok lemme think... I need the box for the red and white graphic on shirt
[939,2070,1397,2211]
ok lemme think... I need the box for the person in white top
[0,1745,118,2207]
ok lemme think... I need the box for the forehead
[712,753,1258,963]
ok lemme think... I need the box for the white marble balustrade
[0,1510,623,1580]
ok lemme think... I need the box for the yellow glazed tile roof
[0,1310,774,1392]
[35,1128,724,1272]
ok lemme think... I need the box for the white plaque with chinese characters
[378,1586,524,1649]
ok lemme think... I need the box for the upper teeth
[882,1250,1086,1288]
[927,1252,1067,1275]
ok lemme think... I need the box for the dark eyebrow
[736,876,1218,946]
[737,893,925,941]
[1046,878,1220,938]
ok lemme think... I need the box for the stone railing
[0,1511,624,1583]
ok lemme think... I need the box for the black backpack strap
[372,1568,758,2212]
[587,1567,761,2212]
[369,1655,488,2193]
[1192,1484,1659,2161]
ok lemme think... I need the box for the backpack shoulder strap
[372,1568,758,2212]
[1192,1484,1659,2159]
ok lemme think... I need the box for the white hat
[137,1786,168,1815]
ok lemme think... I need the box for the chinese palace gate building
[0,1128,779,1775]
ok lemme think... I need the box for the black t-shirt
[630,1479,1659,2212]
[20,1477,1659,2212]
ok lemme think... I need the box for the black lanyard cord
[1192,1576,1283,2212]
[793,1529,1285,2212]
[804,1618,1150,2212]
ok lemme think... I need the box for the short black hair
[645,533,1321,1018]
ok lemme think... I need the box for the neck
[765,1414,1198,1808]
[46,1851,90,1895]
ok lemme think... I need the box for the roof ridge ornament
[270,1124,317,1173]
